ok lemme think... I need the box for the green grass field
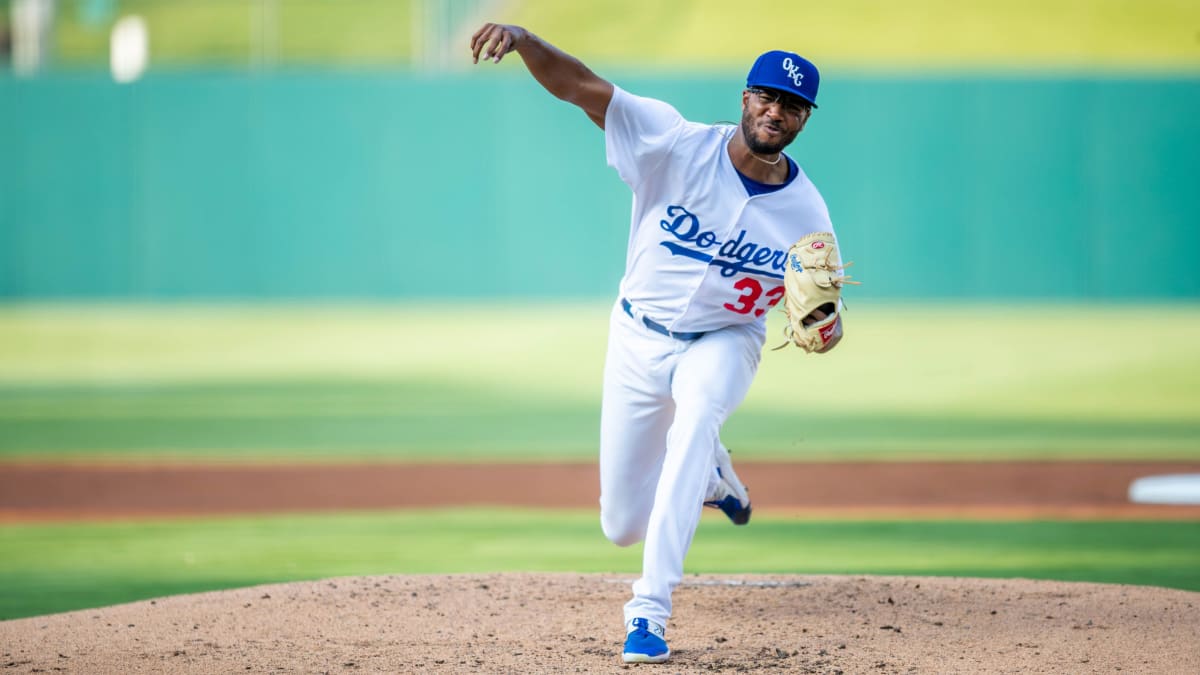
[33,0,1200,70]
[1,302,1197,461]
[1,509,1197,620]
[1,302,1197,621]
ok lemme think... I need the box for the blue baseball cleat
[704,446,752,525]
[623,618,670,664]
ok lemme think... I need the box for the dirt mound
[3,573,1197,673]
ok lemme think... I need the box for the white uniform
[598,85,840,629]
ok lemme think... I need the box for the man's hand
[470,23,524,64]
[467,22,614,129]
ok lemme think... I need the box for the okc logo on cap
[782,57,805,87]
[746,50,820,108]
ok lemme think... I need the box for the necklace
[750,152,783,166]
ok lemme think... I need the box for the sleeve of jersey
[604,86,687,189]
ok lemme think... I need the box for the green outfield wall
[2,72,1197,299]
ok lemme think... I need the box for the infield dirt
[3,460,1199,672]
[3,460,1200,521]
[3,572,1198,673]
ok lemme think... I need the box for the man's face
[740,87,812,155]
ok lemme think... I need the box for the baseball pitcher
[471,23,851,665]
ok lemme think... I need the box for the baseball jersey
[605,85,840,334]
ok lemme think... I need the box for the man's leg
[623,322,763,627]
[598,302,675,547]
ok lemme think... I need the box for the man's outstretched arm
[470,23,614,129]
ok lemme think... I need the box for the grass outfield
[0,510,1197,620]
[0,302,1197,461]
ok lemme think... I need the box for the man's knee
[601,510,645,547]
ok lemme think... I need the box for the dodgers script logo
[659,205,787,279]
[782,57,804,87]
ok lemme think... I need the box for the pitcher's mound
[2,573,1197,673]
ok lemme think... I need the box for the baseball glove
[774,231,859,353]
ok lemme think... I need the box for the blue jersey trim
[736,156,797,196]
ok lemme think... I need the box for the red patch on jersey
[811,241,826,249]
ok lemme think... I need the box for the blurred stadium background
[1,0,1198,620]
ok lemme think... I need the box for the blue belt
[621,298,706,341]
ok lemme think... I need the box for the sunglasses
[747,87,812,115]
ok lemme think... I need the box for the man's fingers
[470,24,491,63]
[470,24,488,46]
[470,23,519,64]
[493,33,513,62]
[801,308,828,327]
[485,32,505,61]
[470,24,501,63]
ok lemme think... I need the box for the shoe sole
[622,649,671,664]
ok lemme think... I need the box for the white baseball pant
[598,299,764,630]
